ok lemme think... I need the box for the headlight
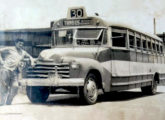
[71,62,80,70]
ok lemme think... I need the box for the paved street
[0,86,165,120]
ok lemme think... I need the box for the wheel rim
[85,78,97,102]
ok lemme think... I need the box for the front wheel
[26,86,50,103]
[79,73,98,105]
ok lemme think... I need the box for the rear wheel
[26,86,50,103]
[79,73,98,105]
[141,79,157,95]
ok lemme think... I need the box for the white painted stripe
[101,61,111,72]
[101,60,165,77]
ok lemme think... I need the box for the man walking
[0,38,35,105]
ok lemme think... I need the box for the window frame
[129,30,135,49]
[135,33,141,51]
[142,35,147,52]
[111,27,127,49]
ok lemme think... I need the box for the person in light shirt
[0,38,35,105]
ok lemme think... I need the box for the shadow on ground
[98,91,162,102]
[30,91,163,106]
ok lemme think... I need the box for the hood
[39,47,107,63]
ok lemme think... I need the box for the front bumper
[19,78,84,87]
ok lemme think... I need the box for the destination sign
[63,19,93,26]
[67,7,87,19]
[70,8,84,18]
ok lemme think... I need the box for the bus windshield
[76,28,103,45]
[54,28,103,46]
[54,29,74,46]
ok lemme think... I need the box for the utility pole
[154,18,156,35]
[163,32,165,43]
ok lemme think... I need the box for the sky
[0,0,165,34]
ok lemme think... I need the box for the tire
[141,80,157,95]
[26,86,50,103]
[79,73,98,105]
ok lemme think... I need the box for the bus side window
[112,32,126,47]
[156,44,160,53]
[147,38,152,52]
[129,35,134,48]
[143,39,147,51]
[148,41,151,51]
[160,45,163,53]
[136,37,141,50]
[153,43,156,52]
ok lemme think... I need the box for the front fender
[72,58,111,92]
[76,58,104,78]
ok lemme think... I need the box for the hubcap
[86,78,97,101]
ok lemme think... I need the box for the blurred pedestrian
[0,38,35,105]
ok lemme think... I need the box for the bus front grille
[26,62,70,79]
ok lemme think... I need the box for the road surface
[0,86,165,120]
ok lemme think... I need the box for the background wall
[0,28,51,57]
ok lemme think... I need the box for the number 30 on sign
[70,8,84,18]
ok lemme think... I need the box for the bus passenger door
[98,28,112,92]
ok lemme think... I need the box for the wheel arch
[87,69,103,89]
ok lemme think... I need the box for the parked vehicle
[20,7,165,105]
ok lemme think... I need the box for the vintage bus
[20,7,165,105]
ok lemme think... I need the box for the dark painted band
[98,48,165,64]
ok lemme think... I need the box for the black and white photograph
[0,0,165,120]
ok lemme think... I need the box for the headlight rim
[71,61,80,70]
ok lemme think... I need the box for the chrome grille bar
[26,62,70,78]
